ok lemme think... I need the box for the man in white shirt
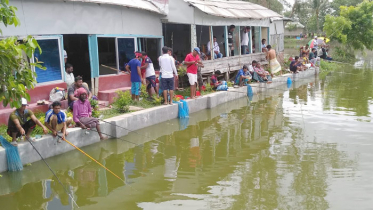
[207,36,222,59]
[140,52,156,98]
[65,63,74,87]
[313,36,319,50]
[159,46,178,105]
[241,26,250,55]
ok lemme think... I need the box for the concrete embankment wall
[0,68,318,173]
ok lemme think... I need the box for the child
[210,70,222,90]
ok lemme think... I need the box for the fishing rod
[26,138,79,208]
[57,134,125,183]
[99,119,164,145]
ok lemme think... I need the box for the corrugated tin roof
[185,0,282,19]
[285,21,305,29]
[68,0,165,14]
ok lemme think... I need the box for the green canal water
[1,66,373,210]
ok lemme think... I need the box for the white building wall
[2,0,163,36]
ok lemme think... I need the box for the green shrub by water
[319,60,344,79]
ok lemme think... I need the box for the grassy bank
[319,60,345,79]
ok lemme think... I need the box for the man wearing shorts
[159,46,178,105]
[125,52,143,101]
[184,47,204,99]
[45,101,72,140]
[7,98,48,146]
[141,52,156,98]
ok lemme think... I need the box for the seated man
[309,48,320,66]
[235,65,252,86]
[210,70,222,90]
[320,47,333,61]
[68,76,91,110]
[7,98,48,146]
[253,63,272,83]
[73,88,107,140]
[207,36,223,59]
[290,56,303,73]
[44,101,72,141]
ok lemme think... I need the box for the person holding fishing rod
[73,88,107,140]
[7,98,48,146]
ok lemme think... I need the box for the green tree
[0,0,44,108]
[324,1,373,51]
[330,0,363,16]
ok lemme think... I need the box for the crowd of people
[6,38,282,146]
[290,36,332,73]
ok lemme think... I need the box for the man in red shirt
[184,47,204,99]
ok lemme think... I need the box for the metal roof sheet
[185,0,282,19]
[68,0,165,14]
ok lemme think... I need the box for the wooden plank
[200,53,267,74]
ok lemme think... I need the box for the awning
[185,0,282,19]
[68,0,165,14]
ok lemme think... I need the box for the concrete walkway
[0,68,319,173]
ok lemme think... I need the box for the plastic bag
[49,88,65,102]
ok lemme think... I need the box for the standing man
[7,98,48,146]
[73,88,107,140]
[184,47,204,99]
[45,101,72,141]
[125,52,144,101]
[228,25,235,56]
[65,63,74,87]
[313,36,319,50]
[67,76,91,110]
[241,26,250,55]
[141,52,156,98]
[159,46,178,105]
[207,36,222,59]
[266,45,281,74]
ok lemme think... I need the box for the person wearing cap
[159,46,178,105]
[184,47,204,99]
[7,98,48,146]
[73,88,107,140]
[44,101,72,142]
[125,52,144,101]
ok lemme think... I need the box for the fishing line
[99,119,164,145]
[26,138,79,208]
[57,135,138,192]
[84,129,139,146]
[57,135,125,182]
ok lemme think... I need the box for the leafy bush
[89,99,100,118]
[205,83,213,92]
[112,90,132,113]
[178,66,187,77]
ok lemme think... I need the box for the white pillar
[191,24,197,52]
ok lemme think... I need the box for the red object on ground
[196,91,201,96]
[201,85,206,91]
[175,95,184,99]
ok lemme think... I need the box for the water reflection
[1,75,367,209]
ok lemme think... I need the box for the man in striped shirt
[45,101,72,140]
